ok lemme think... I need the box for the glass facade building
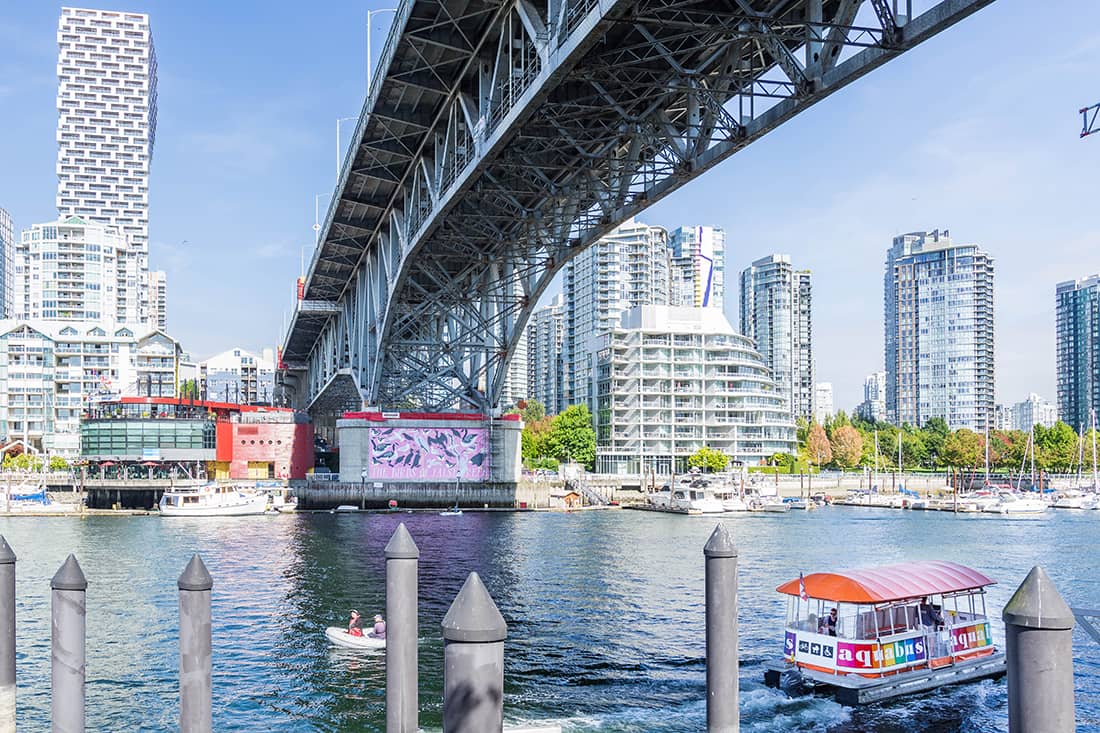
[739,254,814,420]
[526,294,566,415]
[669,225,725,310]
[884,230,994,430]
[1055,275,1100,430]
[0,208,12,318]
[81,418,216,459]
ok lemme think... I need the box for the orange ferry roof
[776,561,995,604]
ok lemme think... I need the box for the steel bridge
[280,0,996,417]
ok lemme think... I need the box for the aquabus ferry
[764,560,1006,704]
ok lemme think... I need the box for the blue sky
[1,1,1098,410]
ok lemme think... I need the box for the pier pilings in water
[1003,566,1076,732]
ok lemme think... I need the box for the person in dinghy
[347,609,364,637]
[371,614,386,639]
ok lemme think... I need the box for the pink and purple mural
[368,427,489,480]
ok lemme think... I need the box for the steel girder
[284,0,996,414]
[1082,103,1100,139]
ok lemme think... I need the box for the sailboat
[985,427,1047,515]
[1054,410,1099,509]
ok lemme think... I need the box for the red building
[81,398,314,480]
[215,415,313,480]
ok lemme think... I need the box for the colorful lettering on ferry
[835,641,880,669]
[880,636,926,667]
[951,621,991,653]
[784,631,797,660]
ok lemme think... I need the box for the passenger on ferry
[819,607,838,636]
[347,609,364,637]
[919,599,944,629]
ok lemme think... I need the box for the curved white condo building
[590,306,796,474]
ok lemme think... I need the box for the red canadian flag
[799,572,808,601]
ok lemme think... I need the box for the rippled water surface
[0,506,1097,731]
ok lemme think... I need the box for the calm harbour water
[0,506,1097,732]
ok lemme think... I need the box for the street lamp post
[336,116,357,180]
[313,193,328,241]
[366,8,398,96]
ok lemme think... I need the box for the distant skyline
[1,1,1098,410]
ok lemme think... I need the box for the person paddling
[347,609,364,637]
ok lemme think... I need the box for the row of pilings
[0,526,1080,731]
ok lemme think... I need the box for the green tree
[521,416,554,466]
[795,416,811,449]
[1035,421,1077,472]
[508,399,546,423]
[688,446,729,473]
[48,456,69,472]
[921,417,949,468]
[179,379,200,400]
[520,399,546,423]
[942,429,983,468]
[900,429,928,468]
[805,423,832,467]
[548,404,596,469]
[830,425,863,468]
[996,430,1029,471]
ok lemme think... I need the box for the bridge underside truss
[283,0,994,413]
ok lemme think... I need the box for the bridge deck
[283,0,997,413]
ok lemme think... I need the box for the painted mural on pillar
[368,427,489,480]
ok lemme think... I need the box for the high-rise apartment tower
[148,270,167,331]
[56,7,157,324]
[565,218,670,411]
[1056,275,1100,430]
[739,254,814,420]
[527,294,566,415]
[669,225,725,310]
[884,230,994,430]
[0,208,12,318]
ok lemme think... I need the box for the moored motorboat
[764,560,1004,705]
[159,483,269,516]
[672,487,725,514]
[325,626,386,650]
[983,493,1048,515]
[1052,489,1097,510]
[720,495,751,512]
[758,497,790,513]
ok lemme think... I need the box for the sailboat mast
[873,430,879,488]
[1077,423,1085,485]
[984,424,990,483]
[1029,426,1036,488]
[1092,409,1098,491]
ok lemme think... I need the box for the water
[0,506,1097,732]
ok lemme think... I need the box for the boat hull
[764,652,1005,705]
[325,626,385,650]
[159,497,269,517]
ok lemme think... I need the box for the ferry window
[184,496,197,504]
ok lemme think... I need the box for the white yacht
[1052,489,1097,510]
[718,493,751,512]
[983,492,1048,516]
[672,487,725,514]
[159,483,270,517]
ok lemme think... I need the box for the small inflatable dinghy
[325,627,386,650]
